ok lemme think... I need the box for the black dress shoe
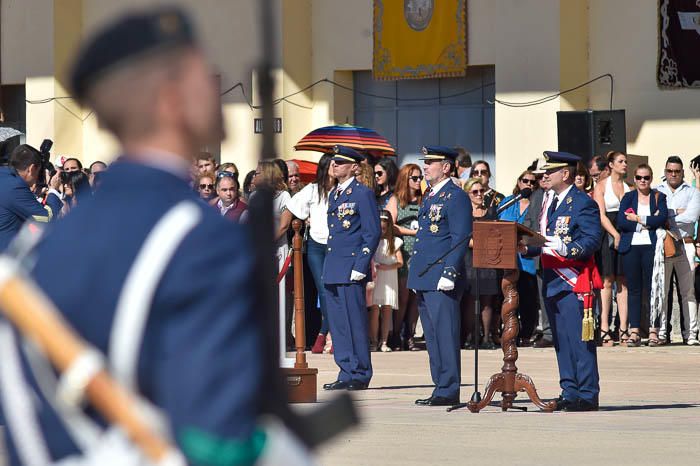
[417,396,459,406]
[415,396,434,405]
[564,399,599,412]
[347,380,369,391]
[323,380,349,391]
[553,396,575,411]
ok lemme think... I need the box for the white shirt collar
[337,177,355,192]
[554,184,574,204]
[217,198,236,215]
[429,177,451,195]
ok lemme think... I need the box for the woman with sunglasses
[617,164,668,346]
[497,170,539,345]
[374,158,399,221]
[470,160,504,214]
[462,177,500,349]
[390,163,424,350]
[593,151,630,346]
[196,171,216,201]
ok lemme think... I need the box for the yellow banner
[373,0,467,80]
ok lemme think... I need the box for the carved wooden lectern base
[467,269,556,413]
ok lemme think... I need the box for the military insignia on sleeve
[571,247,580,256]
[342,219,351,229]
[430,224,439,233]
[562,235,572,244]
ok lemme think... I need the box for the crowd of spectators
[10,143,700,353]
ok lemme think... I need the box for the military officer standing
[408,146,472,406]
[521,151,603,412]
[0,7,313,465]
[323,145,380,391]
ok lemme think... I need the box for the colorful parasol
[294,124,396,158]
[290,159,318,184]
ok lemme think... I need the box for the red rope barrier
[276,250,293,284]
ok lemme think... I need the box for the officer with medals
[521,151,603,412]
[322,145,380,391]
[0,7,313,465]
[408,146,471,406]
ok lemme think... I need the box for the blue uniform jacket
[616,189,668,254]
[0,160,262,464]
[323,178,381,284]
[527,186,602,297]
[0,166,62,251]
[407,180,472,291]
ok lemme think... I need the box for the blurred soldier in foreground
[0,7,312,466]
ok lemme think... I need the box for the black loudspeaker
[556,110,626,163]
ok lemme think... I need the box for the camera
[35,139,55,189]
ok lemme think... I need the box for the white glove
[544,235,568,256]
[437,277,455,291]
[350,270,366,281]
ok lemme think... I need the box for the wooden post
[281,220,318,403]
[292,219,307,369]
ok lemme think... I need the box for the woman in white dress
[369,211,404,352]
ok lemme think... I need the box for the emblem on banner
[404,0,434,31]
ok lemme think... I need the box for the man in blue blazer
[521,151,603,412]
[408,146,472,406]
[322,145,381,391]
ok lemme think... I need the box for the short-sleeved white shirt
[285,183,330,244]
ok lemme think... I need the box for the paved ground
[302,344,700,466]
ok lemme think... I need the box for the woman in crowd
[242,169,256,200]
[498,170,539,345]
[617,164,668,346]
[575,162,594,195]
[463,177,500,349]
[213,171,247,222]
[217,162,239,179]
[280,154,335,354]
[355,160,376,191]
[593,151,630,345]
[196,171,216,201]
[391,163,423,350]
[374,158,398,212]
[470,160,504,214]
[60,170,91,216]
[369,211,404,352]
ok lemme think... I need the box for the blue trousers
[416,289,463,399]
[324,283,372,384]
[545,291,600,403]
[306,238,330,334]
[621,244,654,329]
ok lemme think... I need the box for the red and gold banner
[373,0,467,80]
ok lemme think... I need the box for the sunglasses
[665,169,682,175]
[472,170,489,176]
[520,178,537,185]
[409,175,424,182]
[217,171,238,179]
[199,184,214,190]
[470,189,485,195]
[374,170,385,177]
[635,175,651,181]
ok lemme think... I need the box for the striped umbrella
[294,124,396,157]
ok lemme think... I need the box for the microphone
[496,187,533,215]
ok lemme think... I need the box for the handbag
[655,192,683,258]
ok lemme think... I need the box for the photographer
[0,144,63,251]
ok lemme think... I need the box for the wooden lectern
[282,220,318,403]
[468,221,556,412]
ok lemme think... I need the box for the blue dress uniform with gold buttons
[526,151,603,410]
[323,146,380,389]
[407,146,472,403]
